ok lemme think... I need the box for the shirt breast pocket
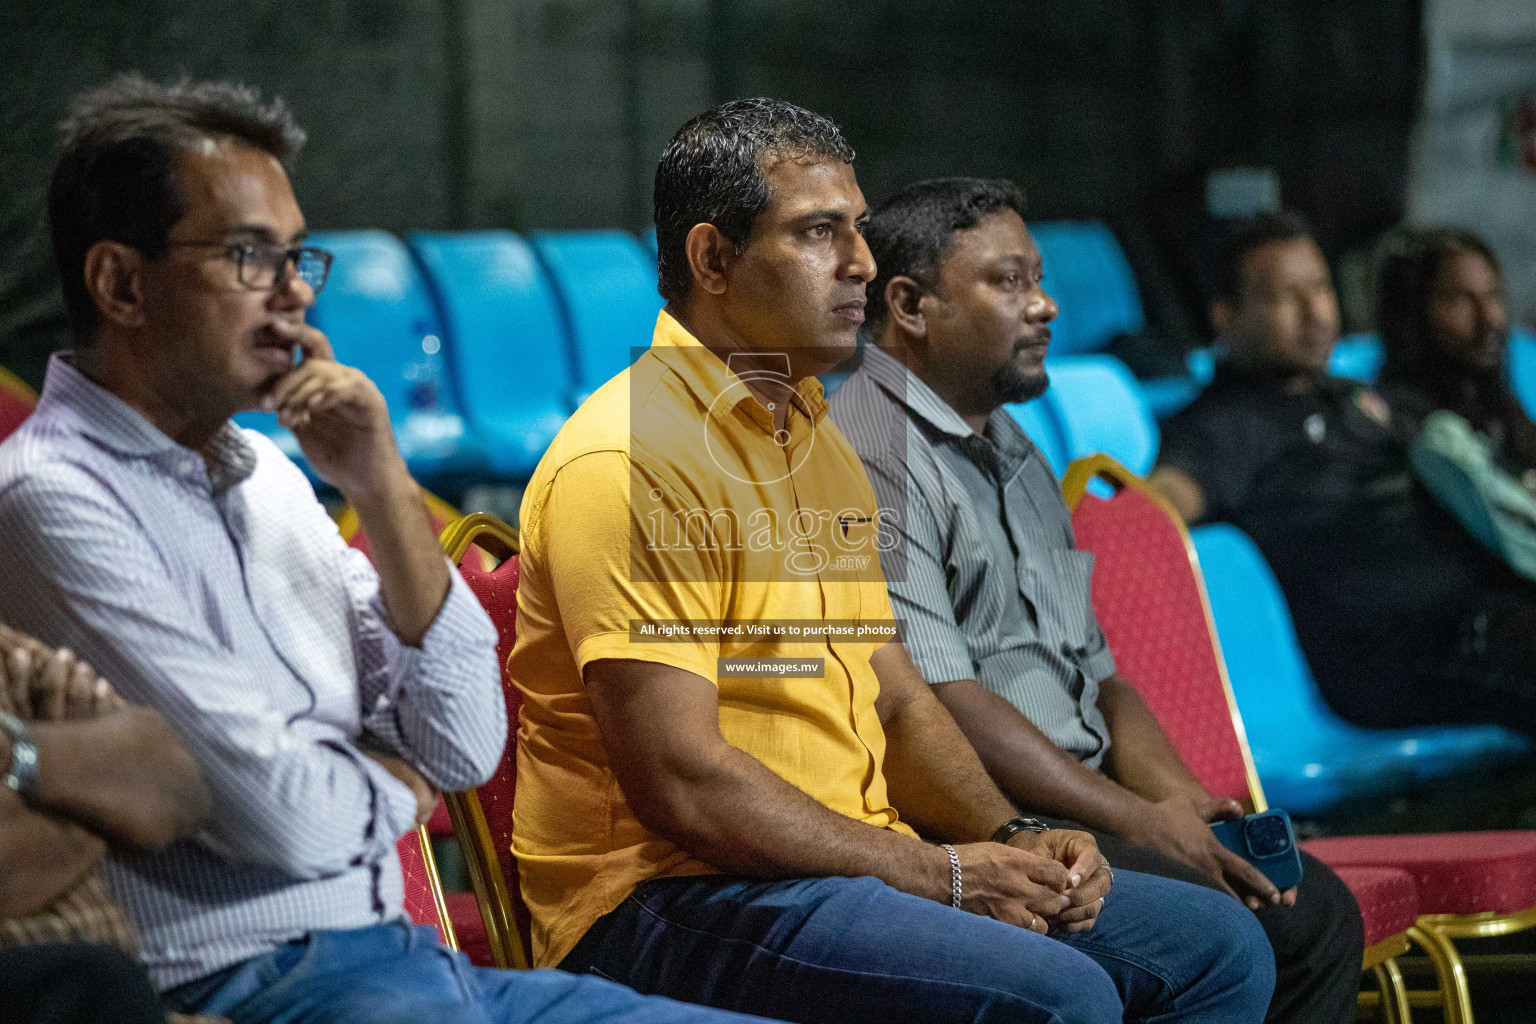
[1047,548,1098,651]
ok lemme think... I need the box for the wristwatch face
[0,710,38,798]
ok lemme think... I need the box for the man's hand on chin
[260,322,410,506]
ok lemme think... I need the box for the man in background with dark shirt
[1153,212,1536,734]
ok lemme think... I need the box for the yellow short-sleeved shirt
[511,310,917,966]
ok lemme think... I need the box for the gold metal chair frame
[0,365,37,406]
[1061,453,1428,1022]
[416,823,460,953]
[438,512,531,970]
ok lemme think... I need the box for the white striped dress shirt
[830,345,1113,767]
[0,355,505,990]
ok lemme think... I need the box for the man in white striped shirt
[830,178,1364,1024]
[0,74,767,1024]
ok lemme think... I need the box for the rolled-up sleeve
[0,471,420,879]
[352,553,506,792]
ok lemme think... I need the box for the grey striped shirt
[0,355,505,990]
[830,345,1113,768]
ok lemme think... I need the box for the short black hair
[48,74,306,341]
[1378,225,1502,371]
[863,177,1026,335]
[653,97,855,304]
[1208,211,1314,303]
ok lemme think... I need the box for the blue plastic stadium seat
[1140,347,1216,420]
[528,231,664,404]
[1507,328,1536,420]
[410,231,575,479]
[1030,222,1145,355]
[1185,346,1217,387]
[1329,333,1385,383]
[235,230,485,480]
[1005,398,1068,477]
[1191,522,1531,817]
[1041,354,1159,476]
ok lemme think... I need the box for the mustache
[1012,329,1052,354]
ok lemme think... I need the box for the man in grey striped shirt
[830,178,1363,1024]
[0,74,766,1024]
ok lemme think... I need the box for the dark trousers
[1081,829,1364,1024]
[1319,586,1536,733]
[0,943,166,1024]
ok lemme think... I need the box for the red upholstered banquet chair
[1330,866,1421,1022]
[438,512,530,970]
[1302,831,1536,1024]
[397,825,458,949]
[0,365,37,443]
[1061,455,1421,1018]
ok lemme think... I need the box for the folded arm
[0,632,209,850]
[266,336,506,791]
[0,475,429,879]
[0,793,105,918]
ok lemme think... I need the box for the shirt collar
[647,309,829,432]
[859,344,975,440]
[858,343,1040,471]
[38,353,258,492]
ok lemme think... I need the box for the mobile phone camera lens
[1245,815,1290,856]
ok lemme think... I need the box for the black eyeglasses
[164,240,334,293]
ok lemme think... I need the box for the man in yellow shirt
[511,98,1273,1024]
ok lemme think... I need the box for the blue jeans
[561,869,1275,1024]
[161,920,769,1024]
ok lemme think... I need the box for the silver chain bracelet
[939,843,962,909]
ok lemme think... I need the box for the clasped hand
[951,828,1111,935]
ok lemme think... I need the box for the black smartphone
[1209,808,1304,892]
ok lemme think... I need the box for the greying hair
[48,74,306,340]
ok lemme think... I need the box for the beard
[991,359,1050,405]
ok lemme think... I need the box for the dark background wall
[0,0,1422,388]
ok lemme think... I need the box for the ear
[1209,298,1235,340]
[884,276,928,339]
[684,223,738,297]
[83,241,149,330]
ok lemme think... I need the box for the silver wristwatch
[0,710,39,801]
